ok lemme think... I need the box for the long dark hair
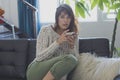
[55,4,78,33]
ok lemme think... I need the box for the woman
[26,4,80,80]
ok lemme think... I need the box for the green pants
[26,54,78,80]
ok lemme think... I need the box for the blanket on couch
[69,53,120,80]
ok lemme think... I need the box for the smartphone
[66,32,75,36]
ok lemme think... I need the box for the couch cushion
[0,39,28,78]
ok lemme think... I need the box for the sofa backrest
[0,39,36,80]
[79,38,110,57]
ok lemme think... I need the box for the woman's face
[58,11,71,30]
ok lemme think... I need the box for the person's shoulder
[37,24,52,38]
[41,24,52,31]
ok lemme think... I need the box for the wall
[0,0,18,27]
[79,21,120,48]
[0,0,120,48]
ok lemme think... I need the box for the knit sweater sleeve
[36,27,59,61]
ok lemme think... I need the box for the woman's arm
[36,26,59,61]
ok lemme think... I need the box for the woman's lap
[26,54,78,80]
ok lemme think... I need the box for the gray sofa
[0,38,110,80]
[0,39,36,80]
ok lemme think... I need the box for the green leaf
[79,0,85,4]
[102,0,109,4]
[79,2,90,16]
[98,0,104,10]
[75,2,85,18]
[117,48,120,51]
[65,0,70,4]
[111,0,114,4]
[91,0,99,9]
[110,3,120,10]
[105,2,113,14]
[75,5,80,17]
[102,0,110,7]
[117,9,120,20]
[107,6,111,14]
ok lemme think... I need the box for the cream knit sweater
[34,24,79,61]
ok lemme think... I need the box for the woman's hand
[66,33,77,49]
[57,30,77,49]
[57,29,69,44]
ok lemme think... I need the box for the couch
[0,39,36,80]
[0,38,110,80]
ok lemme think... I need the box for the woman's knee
[64,54,78,65]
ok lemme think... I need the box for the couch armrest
[27,39,36,66]
[79,38,110,57]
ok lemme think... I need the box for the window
[39,0,97,23]
[102,7,116,21]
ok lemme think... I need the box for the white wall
[0,0,120,48]
[0,0,18,27]
[79,21,120,48]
